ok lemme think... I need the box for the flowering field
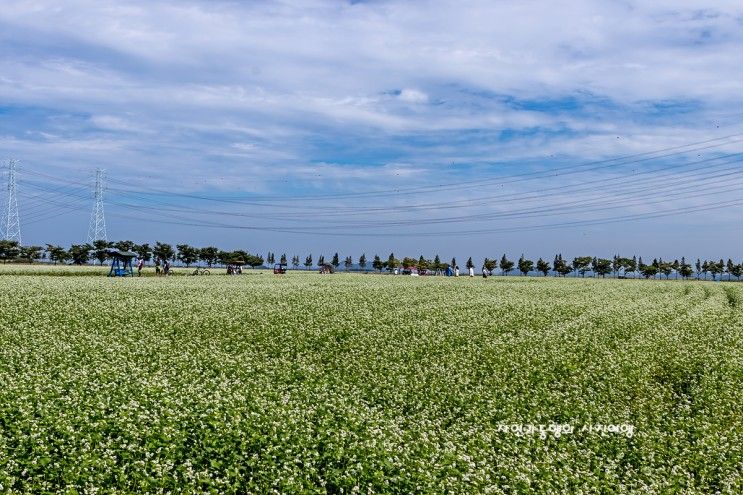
[0,274,741,493]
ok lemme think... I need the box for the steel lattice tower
[87,168,107,243]
[1,159,21,244]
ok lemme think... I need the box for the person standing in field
[455,265,460,277]
[482,265,488,278]
[137,259,144,277]
[469,266,474,277]
[155,258,161,276]
[163,260,170,276]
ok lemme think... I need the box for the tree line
[0,239,741,281]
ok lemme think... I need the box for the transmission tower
[1,159,21,244]
[87,168,107,243]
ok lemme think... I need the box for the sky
[1,0,743,263]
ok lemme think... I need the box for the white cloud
[397,89,428,104]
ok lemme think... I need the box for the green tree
[113,240,135,252]
[304,254,313,270]
[730,263,743,281]
[484,257,497,272]
[92,239,113,265]
[266,252,275,265]
[45,244,69,265]
[199,246,219,267]
[387,253,400,273]
[466,257,474,270]
[727,259,735,281]
[572,256,592,277]
[331,252,340,269]
[344,255,353,271]
[450,257,456,270]
[280,253,287,265]
[0,240,20,262]
[433,254,442,274]
[292,255,300,270]
[176,244,199,267]
[246,253,264,269]
[499,254,514,275]
[217,250,233,266]
[678,257,693,280]
[68,244,92,265]
[359,253,367,271]
[318,255,325,267]
[134,243,152,263]
[417,255,429,272]
[372,255,383,272]
[592,258,612,278]
[612,255,621,278]
[553,254,566,277]
[19,245,43,263]
[658,259,673,279]
[401,257,417,269]
[626,256,638,278]
[517,255,533,276]
[536,258,550,276]
[640,263,658,279]
[153,242,175,263]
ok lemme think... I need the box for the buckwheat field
[1,272,741,493]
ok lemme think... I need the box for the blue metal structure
[107,249,136,277]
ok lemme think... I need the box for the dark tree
[0,240,21,262]
[359,253,367,271]
[517,255,533,276]
[68,244,92,265]
[153,242,175,263]
[331,252,340,269]
[176,244,199,267]
[304,254,313,270]
[499,254,514,276]
[572,256,592,277]
[199,246,219,267]
[536,258,550,276]
[373,255,383,272]
[113,240,135,252]
[19,245,43,263]
[592,257,612,278]
[344,255,353,271]
[45,244,69,265]
[246,254,264,269]
[417,255,429,272]
[134,243,152,263]
[92,239,113,265]
[387,253,399,272]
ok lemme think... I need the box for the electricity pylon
[1,159,21,244]
[87,168,107,243]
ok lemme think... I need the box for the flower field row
[0,274,741,493]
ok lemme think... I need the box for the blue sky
[2,0,743,262]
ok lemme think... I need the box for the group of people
[226,264,243,275]
[443,264,490,277]
[149,258,170,276]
